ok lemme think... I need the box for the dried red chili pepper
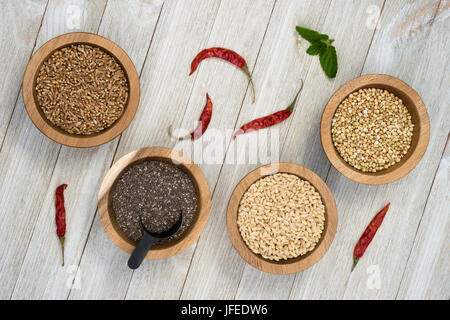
[233,80,303,139]
[189,47,256,103]
[169,93,213,140]
[55,184,68,266]
[352,203,390,271]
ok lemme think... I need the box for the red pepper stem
[168,124,191,141]
[287,79,304,112]
[242,65,256,104]
[351,257,359,272]
[59,236,65,266]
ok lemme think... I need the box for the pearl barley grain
[331,88,414,172]
[237,173,325,261]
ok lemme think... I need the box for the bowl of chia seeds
[98,147,211,260]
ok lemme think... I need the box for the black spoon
[127,211,182,269]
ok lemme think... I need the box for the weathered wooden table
[0,0,448,300]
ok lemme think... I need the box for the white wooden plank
[11,0,164,300]
[180,0,387,300]
[340,0,449,300]
[0,0,447,299]
[180,0,324,298]
[69,0,223,300]
[289,0,449,300]
[122,0,276,300]
[0,0,48,147]
[397,139,449,300]
[11,142,116,299]
[237,0,387,300]
[162,0,276,188]
[0,0,107,299]
[180,0,326,299]
[125,245,196,299]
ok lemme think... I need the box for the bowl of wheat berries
[226,163,338,274]
[22,32,139,148]
[321,74,430,185]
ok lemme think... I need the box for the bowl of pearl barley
[321,74,430,185]
[226,163,338,274]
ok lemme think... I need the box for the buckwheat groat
[331,88,414,172]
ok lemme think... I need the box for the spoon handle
[128,232,155,269]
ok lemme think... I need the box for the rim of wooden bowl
[22,32,140,148]
[98,147,211,260]
[320,74,430,185]
[226,163,338,274]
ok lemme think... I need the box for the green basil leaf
[319,45,338,78]
[296,26,329,44]
[306,42,326,56]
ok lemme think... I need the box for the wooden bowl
[321,74,430,185]
[226,163,338,274]
[98,147,211,259]
[22,32,140,148]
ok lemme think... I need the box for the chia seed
[112,160,199,244]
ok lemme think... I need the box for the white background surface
[0,0,448,299]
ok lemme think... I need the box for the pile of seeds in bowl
[112,160,199,244]
[331,88,414,172]
[237,173,325,261]
[35,44,129,135]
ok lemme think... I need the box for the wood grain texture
[98,147,211,259]
[396,138,449,300]
[10,0,160,300]
[337,0,450,300]
[22,32,140,148]
[289,0,449,300]
[0,0,48,147]
[226,163,337,274]
[69,0,223,300]
[0,0,447,300]
[117,0,276,300]
[238,0,390,300]
[0,0,107,299]
[181,0,387,300]
[320,74,430,185]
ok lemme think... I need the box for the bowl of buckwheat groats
[226,163,338,274]
[22,32,140,148]
[321,74,430,185]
